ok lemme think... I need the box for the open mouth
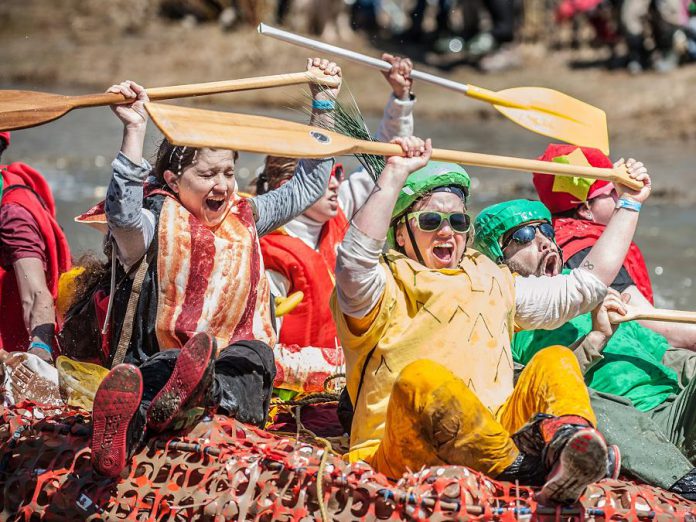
[542,252,559,277]
[432,242,454,264]
[205,196,227,213]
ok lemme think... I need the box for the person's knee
[528,345,576,368]
[394,359,452,396]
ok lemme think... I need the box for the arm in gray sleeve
[515,268,608,330]
[334,224,387,318]
[374,94,416,142]
[105,152,156,270]
[252,157,333,237]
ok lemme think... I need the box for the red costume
[533,143,654,304]
[0,162,72,352]
[260,209,348,348]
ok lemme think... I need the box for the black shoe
[511,414,609,505]
[496,451,547,486]
[146,332,216,432]
[670,468,696,501]
[538,424,608,505]
[90,364,145,478]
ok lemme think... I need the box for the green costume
[475,199,696,489]
[513,283,680,412]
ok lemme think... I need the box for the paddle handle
[257,23,470,94]
[353,141,643,190]
[71,71,340,108]
[609,308,696,325]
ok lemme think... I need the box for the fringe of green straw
[300,85,386,182]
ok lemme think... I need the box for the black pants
[138,340,276,429]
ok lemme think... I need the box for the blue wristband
[616,197,642,212]
[29,340,53,356]
[311,99,335,111]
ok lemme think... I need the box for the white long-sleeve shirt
[334,224,607,331]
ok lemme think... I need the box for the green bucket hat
[473,199,552,263]
[387,161,471,249]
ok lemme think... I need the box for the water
[4,101,695,309]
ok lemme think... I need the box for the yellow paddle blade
[146,102,359,158]
[467,86,609,154]
[274,291,304,317]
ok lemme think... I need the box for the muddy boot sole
[90,364,142,478]
[537,428,608,505]
[146,332,215,432]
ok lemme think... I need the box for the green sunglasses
[402,211,471,233]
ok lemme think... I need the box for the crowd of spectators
[267,0,696,73]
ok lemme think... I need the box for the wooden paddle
[0,71,340,132]
[257,23,610,154]
[609,308,696,325]
[144,102,641,190]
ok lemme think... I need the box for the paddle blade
[0,90,77,131]
[145,102,358,158]
[491,87,609,155]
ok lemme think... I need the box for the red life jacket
[553,217,654,304]
[260,209,348,348]
[0,162,72,352]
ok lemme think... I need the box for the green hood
[473,199,552,263]
[387,161,471,249]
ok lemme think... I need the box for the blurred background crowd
[157,0,696,73]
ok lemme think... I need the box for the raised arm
[335,137,431,317]
[375,53,416,142]
[339,54,415,218]
[103,81,156,271]
[252,58,341,236]
[252,158,333,236]
[577,158,651,286]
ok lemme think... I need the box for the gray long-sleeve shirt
[106,153,332,270]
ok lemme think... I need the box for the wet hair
[62,252,111,316]
[152,139,239,189]
[256,156,298,195]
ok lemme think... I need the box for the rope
[279,392,339,406]
[315,436,331,522]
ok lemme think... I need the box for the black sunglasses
[502,222,555,249]
[404,211,471,233]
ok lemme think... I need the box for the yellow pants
[369,345,595,479]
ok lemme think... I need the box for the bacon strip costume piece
[156,194,275,354]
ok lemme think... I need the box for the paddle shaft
[355,141,642,190]
[610,309,696,325]
[258,24,518,107]
[67,71,339,109]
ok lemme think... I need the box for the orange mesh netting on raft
[1,403,695,521]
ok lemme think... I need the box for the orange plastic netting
[1,403,695,521]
